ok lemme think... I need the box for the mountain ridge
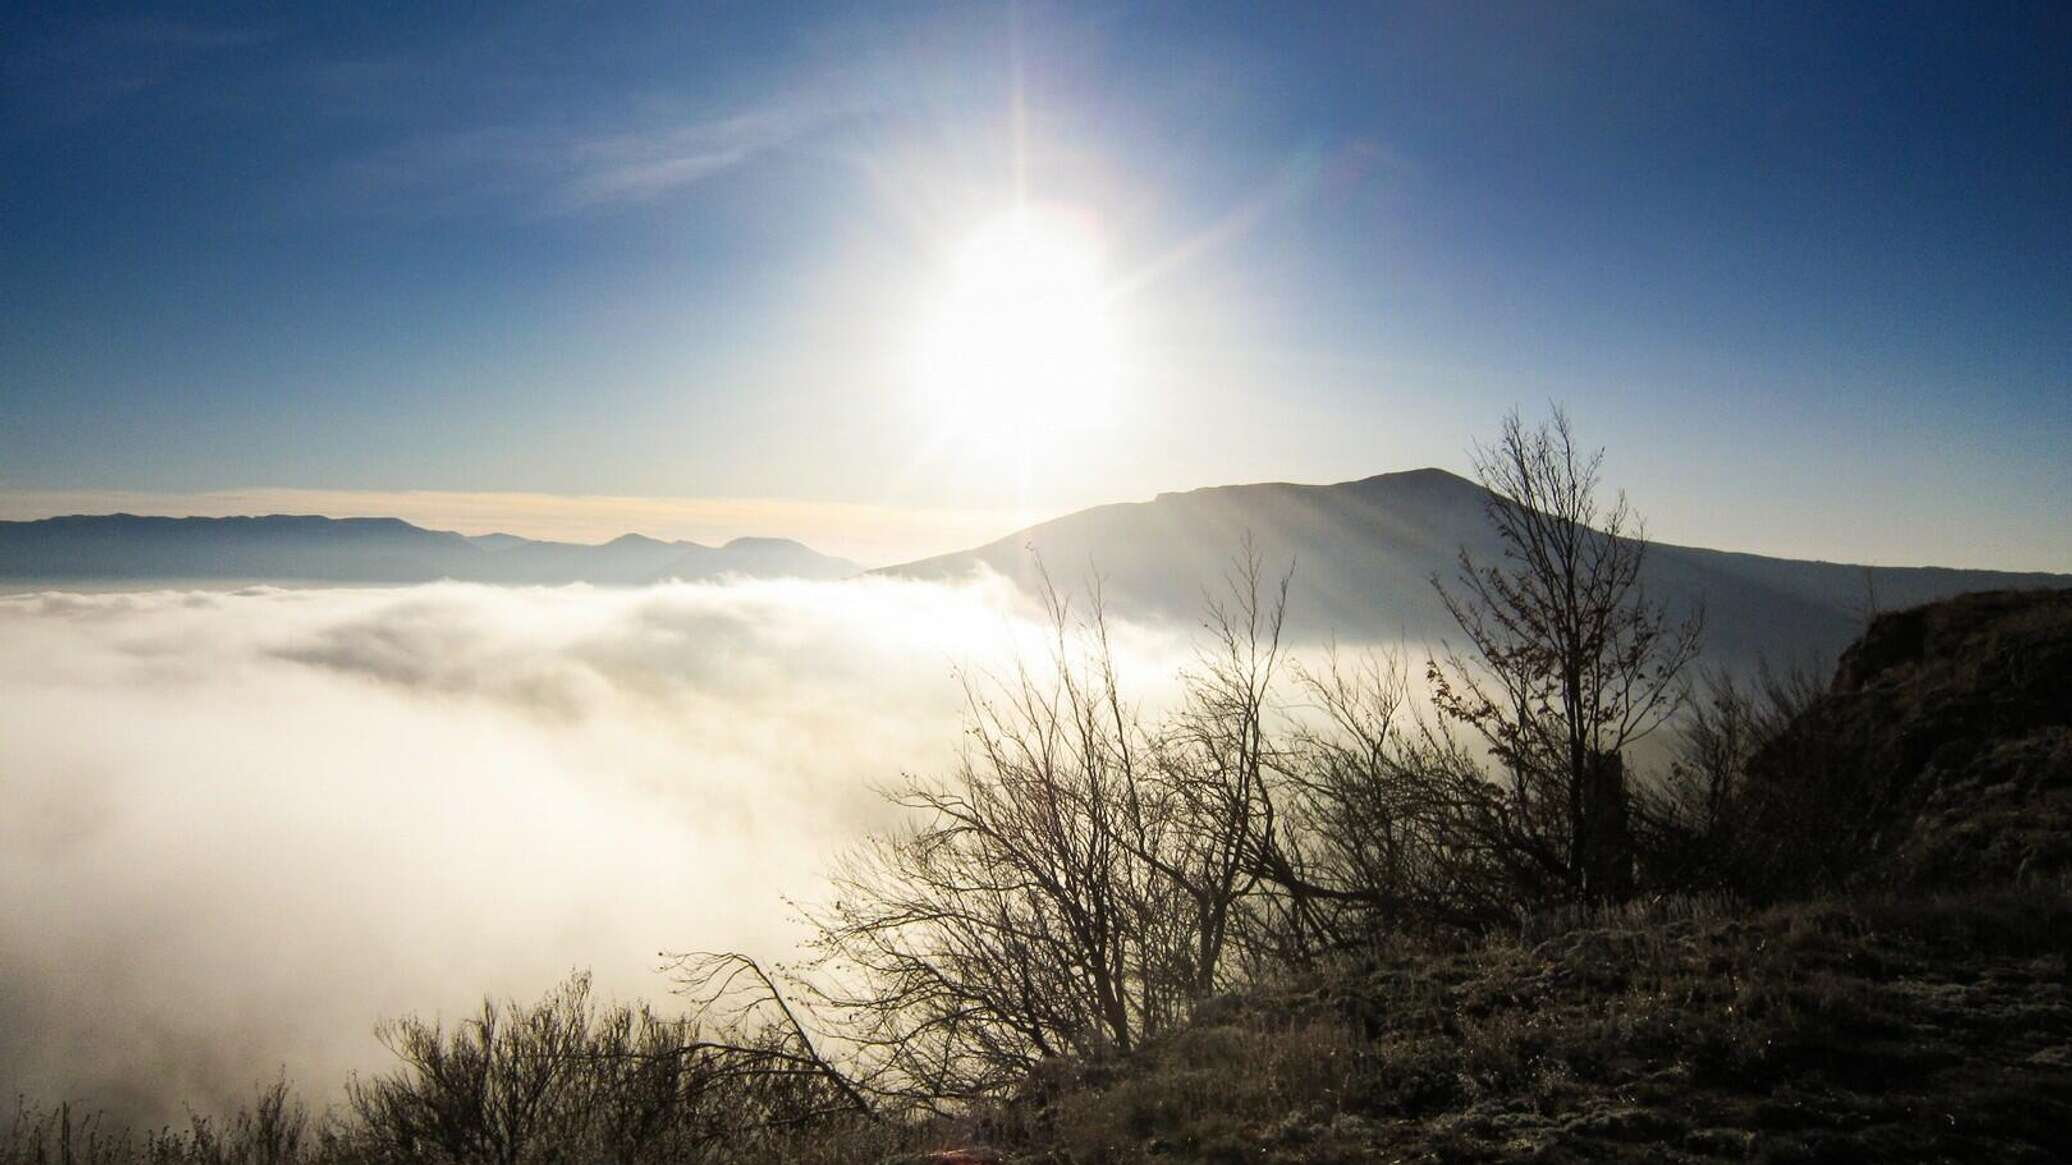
[8,469,2067,670]
[0,513,860,586]
[883,467,2070,667]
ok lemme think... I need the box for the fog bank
[0,577,1195,1124]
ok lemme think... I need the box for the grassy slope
[887,892,2072,1165]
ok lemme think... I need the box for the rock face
[1747,588,2072,893]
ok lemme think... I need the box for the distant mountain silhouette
[0,514,859,585]
[884,468,2072,667]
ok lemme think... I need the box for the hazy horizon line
[4,479,2071,577]
[0,487,1057,569]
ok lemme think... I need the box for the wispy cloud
[328,95,850,217]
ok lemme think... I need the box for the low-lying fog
[0,577,1212,1124]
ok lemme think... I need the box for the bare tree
[1127,541,1298,983]
[660,951,878,1125]
[798,574,1167,1105]
[1427,406,1703,902]
[799,554,1298,1106]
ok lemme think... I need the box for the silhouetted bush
[1633,661,1822,895]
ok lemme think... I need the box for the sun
[916,205,1122,452]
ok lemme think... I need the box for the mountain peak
[1148,467,1482,508]
[1354,466,1479,489]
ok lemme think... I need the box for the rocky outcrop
[1745,588,2072,892]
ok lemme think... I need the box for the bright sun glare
[917,206,1122,450]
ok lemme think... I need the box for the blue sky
[2,2,2067,568]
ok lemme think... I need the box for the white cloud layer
[0,577,1194,1124]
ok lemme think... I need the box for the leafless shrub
[1635,662,1822,893]
[1271,647,1548,938]
[342,967,867,1164]
[4,1082,309,1165]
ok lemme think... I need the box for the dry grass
[899,889,2072,1164]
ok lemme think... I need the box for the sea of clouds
[0,576,1203,1124]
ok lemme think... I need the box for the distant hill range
[0,514,859,586]
[885,468,2072,667]
[8,471,2065,667]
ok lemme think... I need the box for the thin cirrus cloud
[328,96,856,218]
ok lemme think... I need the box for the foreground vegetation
[962,889,2072,1163]
[13,888,2070,1164]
